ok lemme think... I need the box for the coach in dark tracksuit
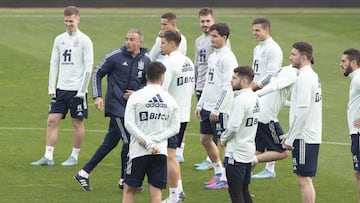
[74,29,151,191]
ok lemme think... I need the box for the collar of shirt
[349,68,360,80]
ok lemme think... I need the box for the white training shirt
[197,46,238,115]
[256,65,298,123]
[252,37,283,88]
[347,69,360,135]
[48,30,94,97]
[162,50,195,122]
[221,88,260,163]
[285,65,322,145]
[125,84,180,159]
[194,33,231,91]
[149,32,187,62]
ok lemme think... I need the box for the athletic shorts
[292,139,320,177]
[167,122,187,149]
[49,89,88,119]
[255,121,285,153]
[351,134,360,171]
[199,109,226,141]
[224,157,251,185]
[124,154,167,189]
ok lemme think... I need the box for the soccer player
[250,17,283,179]
[282,42,322,203]
[250,64,297,174]
[340,48,360,202]
[149,12,187,62]
[73,29,151,191]
[160,30,195,203]
[221,66,260,203]
[122,62,180,203]
[195,23,238,189]
[31,6,94,166]
[194,7,231,171]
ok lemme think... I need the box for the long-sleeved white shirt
[256,65,298,123]
[48,30,94,97]
[194,33,231,91]
[285,65,322,145]
[252,37,283,88]
[197,46,238,115]
[149,32,187,62]
[221,88,260,163]
[162,50,195,122]
[347,69,360,134]
[125,84,180,159]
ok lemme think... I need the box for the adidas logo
[145,94,167,108]
[122,61,128,66]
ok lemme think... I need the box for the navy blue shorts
[292,139,319,177]
[49,89,88,119]
[351,134,360,171]
[199,109,226,141]
[255,121,285,153]
[224,157,252,185]
[167,122,187,149]
[124,154,167,189]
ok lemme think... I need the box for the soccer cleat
[31,157,54,166]
[176,155,184,163]
[74,173,93,191]
[195,160,213,171]
[204,179,228,189]
[251,169,276,179]
[179,191,186,201]
[162,197,180,203]
[61,156,78,166]
[204,173,221,186]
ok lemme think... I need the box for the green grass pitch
[0,7,360,202]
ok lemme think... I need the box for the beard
[343,65,352,76]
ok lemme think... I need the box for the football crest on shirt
[138,59,144,70]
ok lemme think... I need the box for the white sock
[169,187,179,202]
[265,161,275,173]
[70,147,80,160]
[78,169,89,178]
[213,161,223,175]
[219,168,227,181]
[44,146,54,160]
[178,179,183,192]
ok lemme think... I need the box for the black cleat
[73,173,93,191]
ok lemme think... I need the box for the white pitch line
[0,126,350,145]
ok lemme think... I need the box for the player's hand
[94,97,104,112]
[49,93,56,98]
[150,146,160,154]
[194,109,201,120]
[209,112,218,122]
[123,89,135,100]
[281,136,294,151]
[354,118,360,128]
